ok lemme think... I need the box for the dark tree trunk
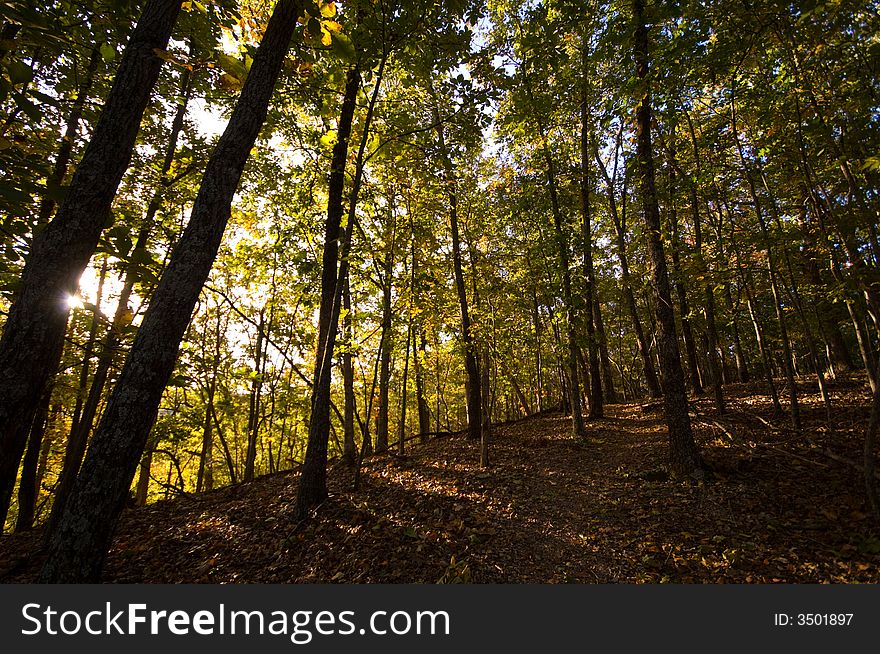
[375,217,395,454]
[43,57,195,539]
[297,52,386,519]
[37,47,102,226]
[342,273,357,465]
[42,259,109,534]
[244,311,265,481]
[428,81,481,442]
[38,0,301,583]
[595,144,662,399]
[633,0,702,478]
[593,298,618,404]
[665,140,702,397]
[580,42,603,419]
[14,387,52,531]
[522,55,586,438]
[0,0,182,517]
[415,330,431,442]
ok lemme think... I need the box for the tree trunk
[522,52,586,438]
[731,92,800,430]
[0,0,182,515]
[427,80,481,442]
[38,0,301,583]
[244,311,265,481]
[342,272,357,465]
[14,387,52,531]
[375,217,396,454]
[37,47,102,226]
[580,40,603,419]
[415,330,431,442]
[297,51,387,519]
[633,0,702,478]
[595,144,662,398]
[593,298,618,404]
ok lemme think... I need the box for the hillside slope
[2,382,878,583]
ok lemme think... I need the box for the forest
[0,0,878,584]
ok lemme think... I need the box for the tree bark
[14,387,52,531]
[296,51,387,519]
[595,143,662,398]
[38,0,301,583]
[580,43,603,419]
[0,0,182,517]
[632,0,702,477]
[427,80,481,442]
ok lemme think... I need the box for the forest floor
[2,378,879,583]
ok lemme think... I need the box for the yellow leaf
[321,28,332,47]
[323,20,342,32]
[320,1,336,17]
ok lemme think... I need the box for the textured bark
[522,55,586,437]
[580,43,603,419]
[633,0,702,477]
[38,0,301,583]
[14,388,52,531]
[595,144,662,399]
[297,53,386,519]
[342,273,357,465]
[44,57,195,538]
[37,47,102,226]
[0,0,182,524]
[427,81,481,442]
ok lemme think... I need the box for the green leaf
[330,31,356,62]
[7,60,34,85]
[13,93,41,121]
[100,43,116,62]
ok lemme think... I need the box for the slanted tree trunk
[342,272,357,465]
[595,140,662,399]
[14,387,52,531]
[632,0,702,478]
[38,0,301,583]
[297,50,387,519]
[0,0,182,519]
[42,56,195,538]
[37,47,102,226]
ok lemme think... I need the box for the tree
[631,0,702,478]
[39,0,305,582]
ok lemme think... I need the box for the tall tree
[0,0,183,522]
[39,0,304,582]
[632,0,702,478]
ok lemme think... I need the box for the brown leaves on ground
[1,378,878,583]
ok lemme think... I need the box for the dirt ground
[2,378,878,583]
